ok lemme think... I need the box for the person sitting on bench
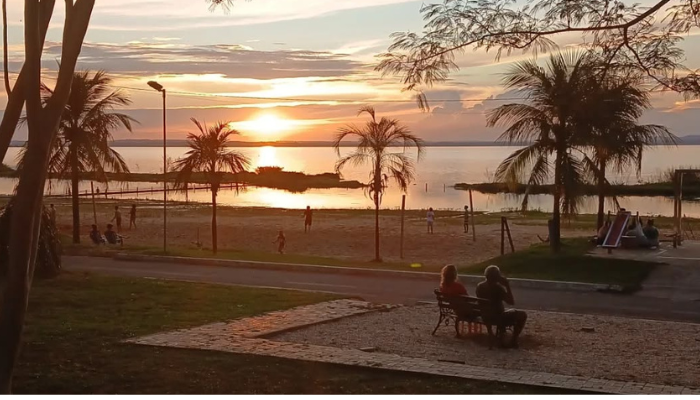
[476,265,527,348]
[90,224,105,245]
[439,264,469,296]
[104,224,123,245]
[643,219,660,248]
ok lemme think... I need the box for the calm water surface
[2,146,699,217]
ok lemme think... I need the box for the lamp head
[147,81,164,92]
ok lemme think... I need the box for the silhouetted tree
[333,106,423,262]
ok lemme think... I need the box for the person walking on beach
[272,230,286,254]
[48,204,57,228]
[303,206,313,233]
[427,207,435,234]
[463,205,469,234]
[111,205,122,232]
[129,204,137,230]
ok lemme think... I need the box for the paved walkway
[126,300,700,395]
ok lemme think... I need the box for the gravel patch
[272,305,700,388]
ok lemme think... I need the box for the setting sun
[230,113,298,140]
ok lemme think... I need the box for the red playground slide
[602,211,631,249]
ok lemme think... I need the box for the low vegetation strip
[8,274,569,394]
[0,166,364,193]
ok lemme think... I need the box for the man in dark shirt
[303,206,313,233]
[476,265,527,347]
[463,205,469,233]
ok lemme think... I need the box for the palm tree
[19,70,135,244]
[582,77,676,230]
[487,52,599,253]
[333,106,424,262]
[173,118,250,254]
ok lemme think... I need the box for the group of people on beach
[439,264,528,348]
[77,205,137,246]
[48,203,137,244]
[425,205,471,234]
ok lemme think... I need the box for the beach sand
[55,199,588,267]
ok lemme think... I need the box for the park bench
[432,289,513,349]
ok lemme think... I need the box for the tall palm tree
[19,70,135,244]
[487,52,598,253]
[582,77,676,230]
[333,106,424,262]
[173,118,250,254]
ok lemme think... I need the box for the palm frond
[172,118,250,192]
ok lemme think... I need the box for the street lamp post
[148,81,167,254]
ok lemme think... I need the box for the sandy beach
[48,198,598,267]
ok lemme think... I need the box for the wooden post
[469,189,476,241]
[443,184,446,192]
[500,217,505,255]
[425,183,428,192]
[678,173,683,245]
[400,194,406,259]
[504,218,515,253]
[90,182,97,225]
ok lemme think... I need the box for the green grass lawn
[63,233,658,286]
[460,238,658,288]
[62,235,428,272]
[6,274,572,394]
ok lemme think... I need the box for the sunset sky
[3,0,700,142]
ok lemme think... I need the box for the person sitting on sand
[439,264,468,296]
[90,224,105,245]
[476,265,527,348]
[273,230,286,254]
[643,219,660,247]
[427,207,435,234]
[104,224,123,245]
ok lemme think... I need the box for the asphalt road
[64,256,700,323]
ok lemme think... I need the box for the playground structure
[602,211,631,251]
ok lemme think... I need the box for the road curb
[112,253,609,293]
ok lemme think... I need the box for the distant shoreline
[9,137,700,148]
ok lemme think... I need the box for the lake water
[2,146,700,217]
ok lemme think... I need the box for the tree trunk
[0,127,52,394]
[0,0,55,163]
[70,145,80,244]
[596,158,607,231]
[0,0,94,392]
[211,188,217,255]
[550,150,563,253]
[372,157,381,262]
[374,192,380,262]
[2,0,10,95]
